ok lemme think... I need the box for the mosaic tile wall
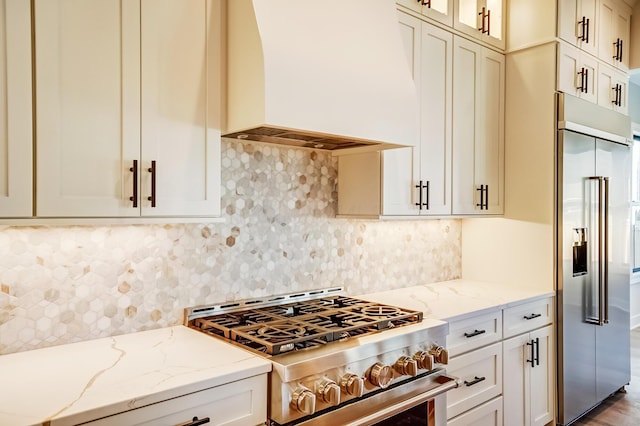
[0,140,461,354]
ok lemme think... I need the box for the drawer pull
[183,417,210,426]
[524,313,542,320]
[463,329,486,338]
[464,376,486,387]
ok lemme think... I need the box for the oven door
[291,372,459,426]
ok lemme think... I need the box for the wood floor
[570,328,640,425]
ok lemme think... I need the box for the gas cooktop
[188,291,423,356]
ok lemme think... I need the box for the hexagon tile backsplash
[0,140,461,354]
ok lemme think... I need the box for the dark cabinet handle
[619,39,623,62]
[129,160,138,208]
[478,7,487,33]
[475,185,489,210]
[524,313,541,320]
[464,329,486,338]
[613,38,623,62]
[486,9,491,36]
[147,160,156,207]
[578,17,590,43]
[183,417,210,426]
[415,181,429,210]
[464,376,486,387]
[526,338,540,368]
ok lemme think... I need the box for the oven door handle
[343,374,460,426]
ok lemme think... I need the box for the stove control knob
[429,345,449,365]
[317,379,341,406]
[291,386,316,415]
[394,356,418,377]
[369,362,393,389]
[413,351,435,371]
[340,373,364,397]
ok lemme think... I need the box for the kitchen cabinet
[446,309,503,424]
[558,42,599,104]
[454,0,505,50]
[503,326,553,426]
[502,299,554,426]
[597,62,629,114]
[558,0,599,57]
[35,0,221,218]
[338,11,452,217]
[448,397,503,426]
[598,0,631,70]
[0,0,32,217]
[452,37,504,215]
[396,0,453,26]
[84,374,267,426]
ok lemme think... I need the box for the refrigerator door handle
[603,177,609,324]
[586,176,605,326]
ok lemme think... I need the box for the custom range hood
[224,0,419,152]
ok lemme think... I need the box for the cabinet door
[140,0,221,217]
[35,0,141,217]
[597,62,628,114]
[502,334,529,426]
[599,0,630,70]
[557,43,598,104]
[397,0,453,26]
[455,0,504,50]
[452,37,504,215]
[0,0,32,217]
[530,325,553,426]
[419,23,452,215]
[381,11,421,216]
[559,0,598,56]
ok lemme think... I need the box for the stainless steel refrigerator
[557,94,632,425]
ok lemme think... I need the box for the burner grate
[190,296,423,355]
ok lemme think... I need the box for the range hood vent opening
[224,0,419,152]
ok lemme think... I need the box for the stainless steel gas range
[186,288,459,426]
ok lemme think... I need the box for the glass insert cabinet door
[456,0,504,48]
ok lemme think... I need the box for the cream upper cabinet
[558,42,599,104]
[558,0,599,56]
[338,11,452,217]
[598,0,631,70]
[384,11,452,216]
[454,0,505,50]
[35,0,221,218]
[0,0,32,217]
[396,0,453,26]
[597,62,628,114]
[452,37,504,215]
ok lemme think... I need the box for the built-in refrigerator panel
[557,129,598,424]
[594,138,631,402]
[557,128,631,426]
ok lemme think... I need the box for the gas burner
[360,305,402,317]
[257,323,307,339]
[189,293,423,356]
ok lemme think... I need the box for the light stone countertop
[0,326,271,426]
[358,279,555,321]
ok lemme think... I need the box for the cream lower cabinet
[503,326,554,426]
[446,310,503,425]
[502,297,554,426]
[0,0,32,217]
[452,37,505,215]
[35,0,221,218]
[83,374,267,426]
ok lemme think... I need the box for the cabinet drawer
[83,374,267,426]
[446,342,502,419]
[503,297,553,338]
[447,396,503,426]
[447,310,502,356]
